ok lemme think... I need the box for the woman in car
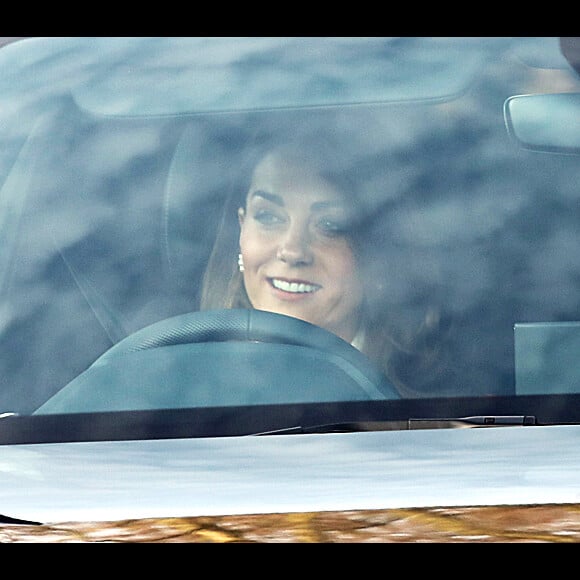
[199,126,451,398]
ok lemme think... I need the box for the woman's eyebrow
[251,190,346,213]
[311,201,345,212]
[250,190,284,206]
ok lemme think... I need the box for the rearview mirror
[504,93,580,154]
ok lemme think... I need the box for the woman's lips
[268,277,322,295]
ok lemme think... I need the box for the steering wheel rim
[35,309,401,415]
[118,308,354,349]
[115,308,400,398]
[95,308,400,398]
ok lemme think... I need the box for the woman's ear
[238,207,245,227]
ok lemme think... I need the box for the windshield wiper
[407,415,536,429]
[253,415,537,435]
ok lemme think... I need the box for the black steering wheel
[117,308,368,356]
[35,309,400,414]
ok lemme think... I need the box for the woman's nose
[276,225,313,266]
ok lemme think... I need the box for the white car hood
[1,424,579,524]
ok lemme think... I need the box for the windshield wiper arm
[253,421,406,435]
[407,415,536,429]
[253,415,537,436]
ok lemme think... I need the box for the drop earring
[238,253,245,272]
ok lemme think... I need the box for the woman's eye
[318,217,348,236]
[253,209,284,226]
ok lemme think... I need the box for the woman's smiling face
[238,150,364,343]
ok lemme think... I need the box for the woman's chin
[260,305,318,327]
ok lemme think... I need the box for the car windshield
[1,37,580,442]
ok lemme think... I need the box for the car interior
[1,37,580,443]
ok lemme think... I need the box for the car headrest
[162,121,250,302]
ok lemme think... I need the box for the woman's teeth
[271,278,320,294]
